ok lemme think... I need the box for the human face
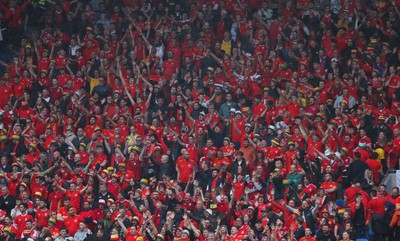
[68,208,75,216]
[392,188,399,197]
[79,222,86,230]
[1,187,8,196]
[19,204,26,213]
[60,229,67,237]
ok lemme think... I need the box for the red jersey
[14,213,34,239]
[49,190,64,211]
[368,197,386,215]
[35,208,51,228]
[65,190,81,211]
[320,181,338,199]
[63,215,83,236]
[176,157,195,183]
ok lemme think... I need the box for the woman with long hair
[376,131,388,147]
[362,169,375,193]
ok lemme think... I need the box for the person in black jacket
[230,151,247,176]
[8,134,27,158]
[316,223,336,241]
[0,186,15,216]
[163,134,182,162]
[293,218,306,240]
[347,152,370,184]
[300,200,318,233]
[372,116,392,143]
[0,229,16,241]
[196,161,212,193]
[0,156,11,173]
[148,155,173,182]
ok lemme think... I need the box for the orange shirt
[239,146,256,163]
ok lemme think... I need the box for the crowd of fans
[1,0,400,240]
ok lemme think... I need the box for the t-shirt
[65,190,81,210]
[176,157,195,183]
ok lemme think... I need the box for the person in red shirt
[63,206,83,236]
[201,139,218,158]
[299,228,317,241]
[14,203,34,239]
[231,111,245,149]
[304,130,323,159]
[266,138,283,171]
[181,192,196,212]
[368,189,387,241]
[48,218,59,239]
[232,173,246,201]
[283,142,299,169]
[320,173,338,199]
[48,184,64,211]
[365,152,383,183]
[0,78,13,107]
[12,74,27,98]
[252,95,267,121]
[353,139,370,162]
[213,149,231,169]
[35,199,51,229]
[31,176,48,199]
[176,149,195,185]
[56,181,88,212]
[49,79,64,101]
[162,50,179,80]
[385,65,400,98]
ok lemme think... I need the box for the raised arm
[79,185,89,194]
[56,182,67,193]
[117,216,128,233]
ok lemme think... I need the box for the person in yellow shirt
[221,31,232,56]
[374,142,386,172]
[86,65,101,94]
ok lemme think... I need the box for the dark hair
[370,152,378,159]
[19,203,28,209]
[59,227,68,233]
